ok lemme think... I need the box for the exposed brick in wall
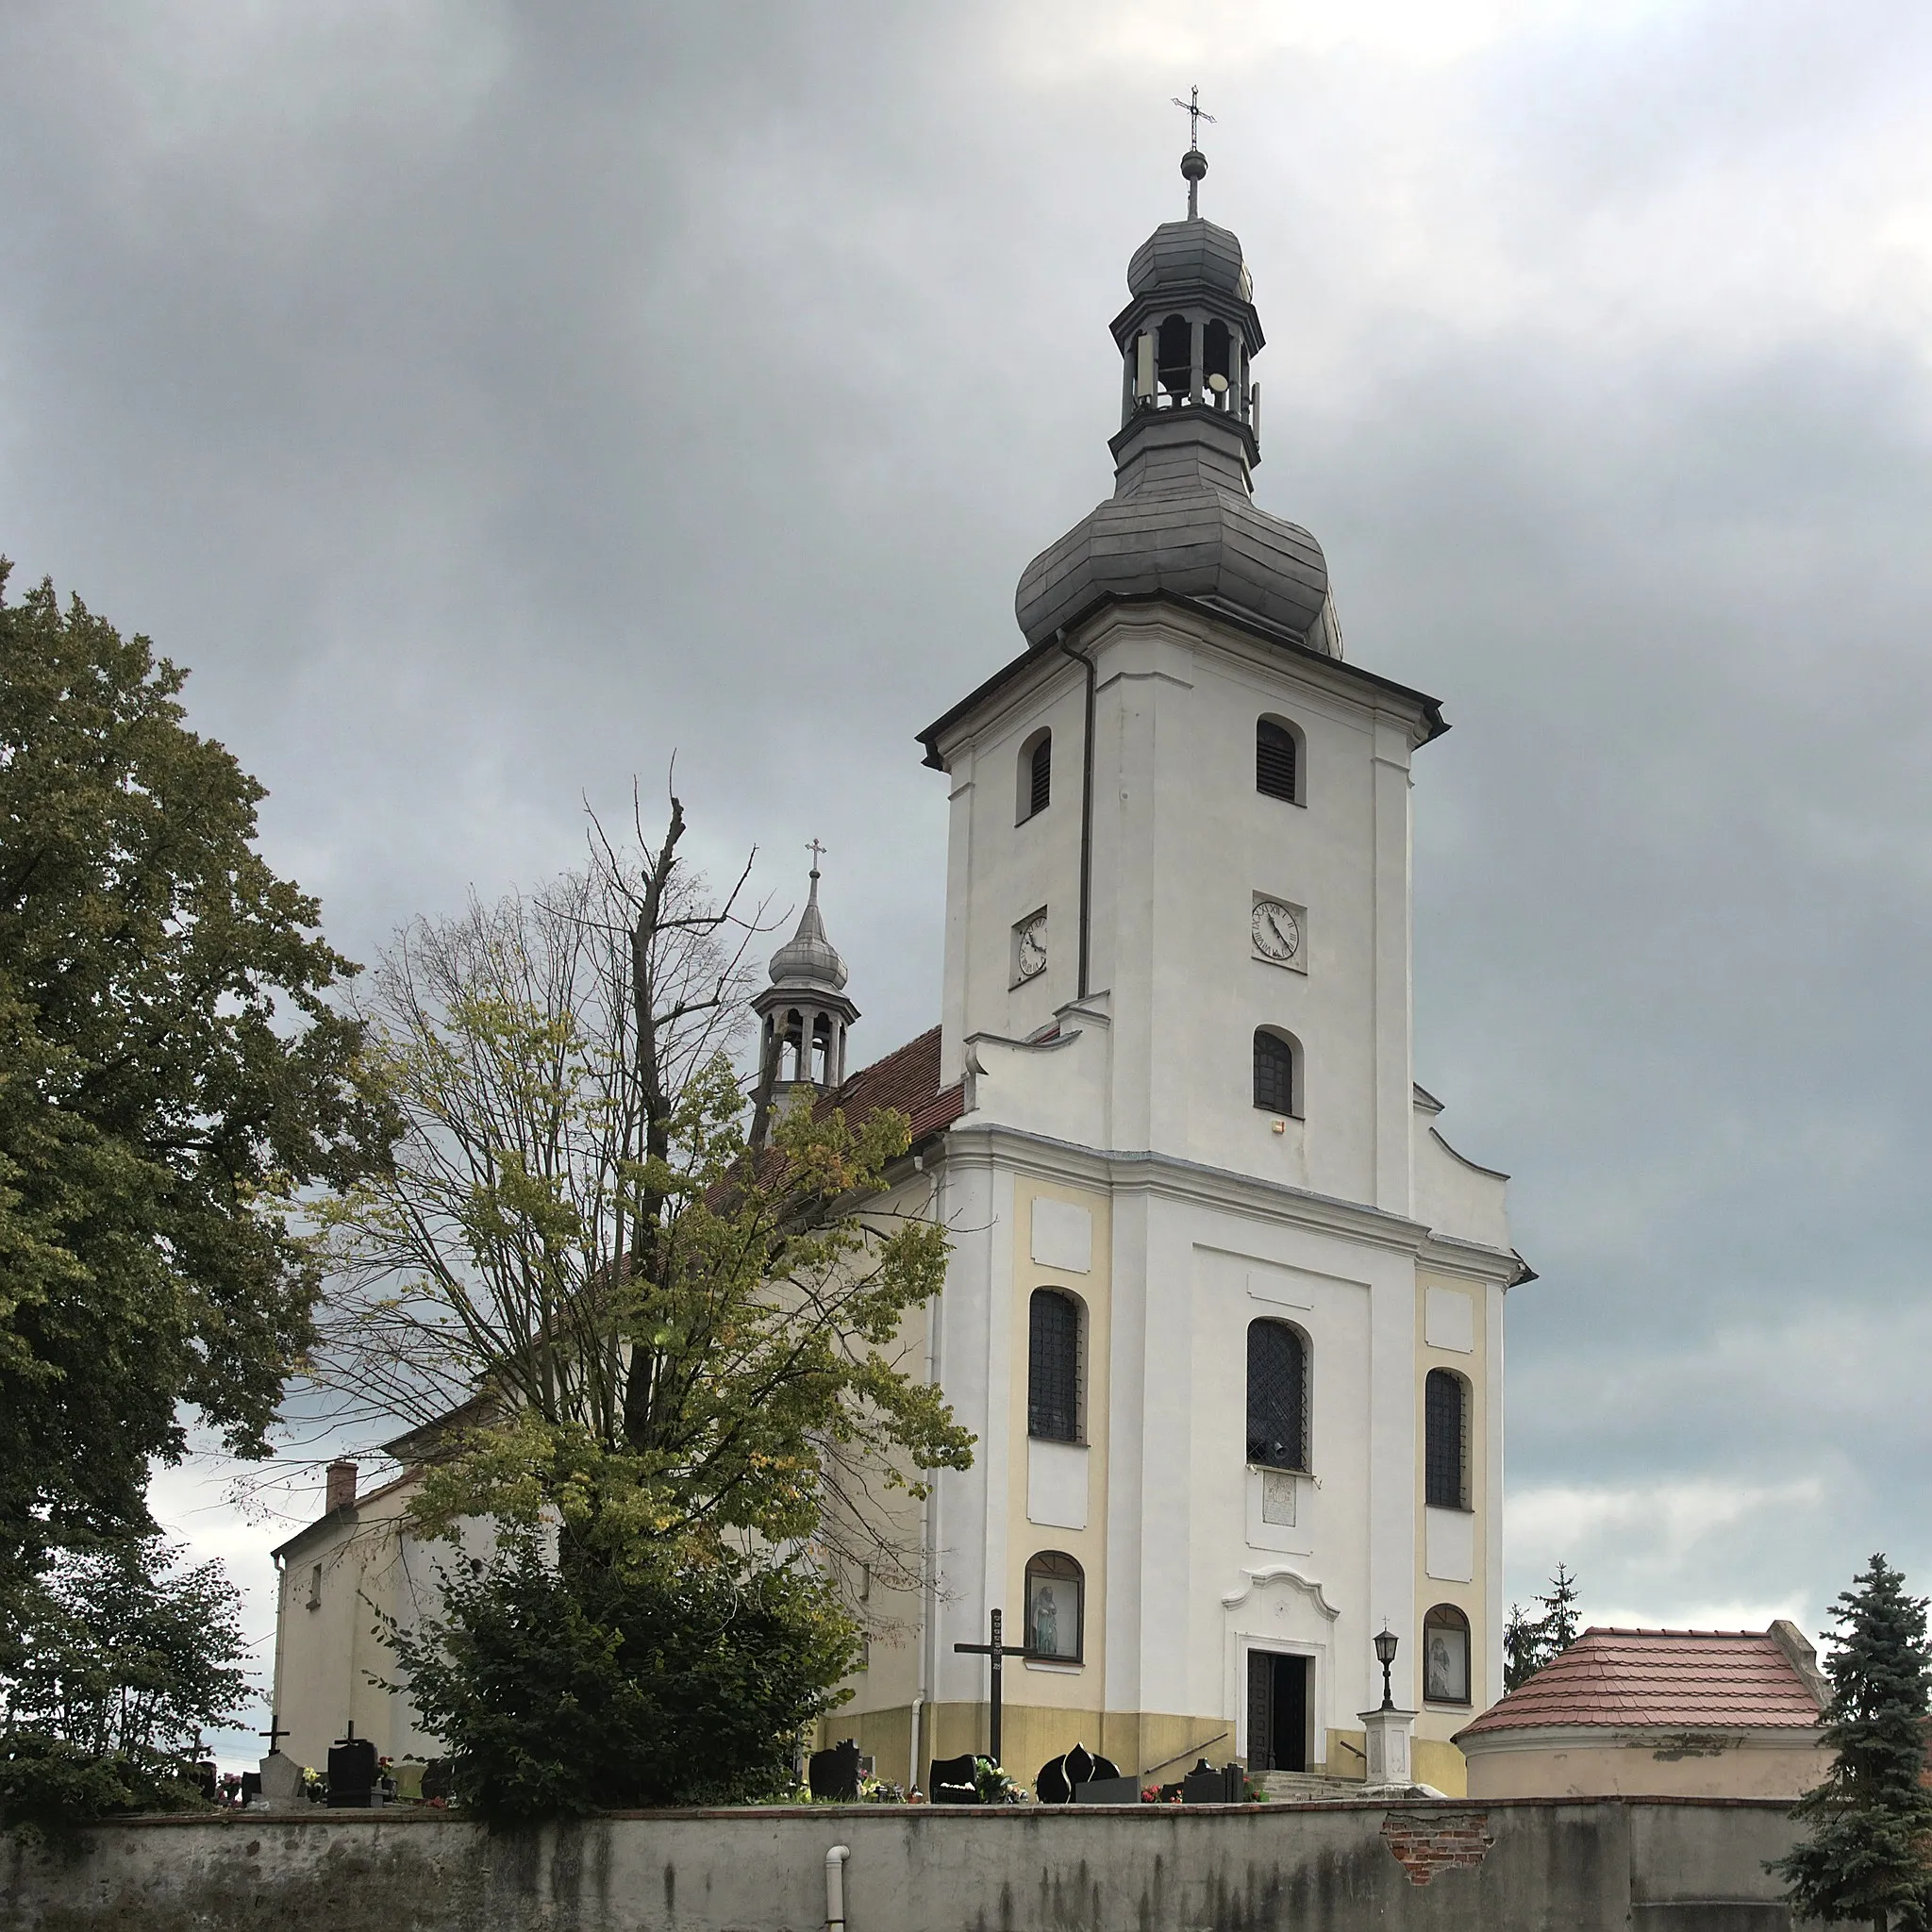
[1380,1807,1496,1886]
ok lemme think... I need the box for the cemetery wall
[1,1793,1812,1931]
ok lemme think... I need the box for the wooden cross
[258,1712,290,1755]
[1171,85,1216,148]
[954,1607,1006,1764]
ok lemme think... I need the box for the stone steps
[1257,1770,1369,1803]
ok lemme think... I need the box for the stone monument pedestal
[1356,1705,1423,1796]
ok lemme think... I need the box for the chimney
[324,1458,358,1516]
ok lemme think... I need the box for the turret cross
[1172,85,1216,149]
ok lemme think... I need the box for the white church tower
[829,139,1530,1797]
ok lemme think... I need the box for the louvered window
[1028,1290,1081,1441]
[1257,720,1298,802]
[1253,1029,1295,1116]
[1247,1320,1308,1470]
[1030,734,1052,817]
[1425,1369,1467,1508]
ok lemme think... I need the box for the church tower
[831,139,1528,1799]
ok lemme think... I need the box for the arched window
[1246,1320,1308,1471]
[1425,1369,1469,1509]
[1018,728,1052,822]
[1156,313,1191,398]
[1253,1028,1298,1117]
[1028,1290,1082,1442]
[1423,1605,1472,1706]
[1024,1551,1084,1662]
[1257,717,1302,804]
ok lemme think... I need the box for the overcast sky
[8,0,1932,1757]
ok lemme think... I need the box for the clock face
[1252,899,1301,963]
[1015,913,1048,981]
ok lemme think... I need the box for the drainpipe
[1052,627,1096,1001]
[824,1844,852,1932]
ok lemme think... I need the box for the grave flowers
[973,1757,1028,1805]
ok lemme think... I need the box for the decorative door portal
[1246,1651,1309,1773]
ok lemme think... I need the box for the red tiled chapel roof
[1457,1626,1826,1740]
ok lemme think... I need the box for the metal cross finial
[806,838,825,875]
[1172,86,1215,149]
[259,1711,290,1753]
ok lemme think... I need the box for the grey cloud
[8,0,1932,1732]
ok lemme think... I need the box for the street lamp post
[1374,1624,1399,1711]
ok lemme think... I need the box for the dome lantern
[752,845,859,1100]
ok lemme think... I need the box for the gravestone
[1035,1742,1124,1804]
[1072,1774,1140,1803]
[391,1758,425,1802]
[239,1771,263,1808]
[1182,1758,1245,1804]
[927,1753,980,1804]
[808,1740,861,1801]
[326,1735,377,1807]
[258,1751,304,1808]
[422,1758,453,1803]
[192,1761,218,1803]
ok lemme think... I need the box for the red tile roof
[1457,1627,1825,1739]
[817,1024,963,1146]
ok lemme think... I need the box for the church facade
[267,144,1528,1800]
[794,147,1529,1797]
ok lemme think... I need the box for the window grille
[1246,1320,1307,1470]
[1425,1369,1467,1508]
[1030,734,1052,817]
[1257,720,1298,802]
[1028,1290,1081,1441]
[1253,1030,1295,1115]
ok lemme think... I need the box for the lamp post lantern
[1374,1624,1399,1711]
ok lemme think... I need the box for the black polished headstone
[193,1761,218,1802]
[1035,1755,1074,1804]
[239,1771,262,1807]
[927,1753,979,1804]
[326,1736,376,1807]
[1072,1774,1141,1803]
[808,1739,861,1801]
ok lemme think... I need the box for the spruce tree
[1504,1564,1582,1691]
[1774,1554,1932,1932]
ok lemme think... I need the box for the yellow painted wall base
[1415,1738,1468,1797]
[816,1706,1233,1793]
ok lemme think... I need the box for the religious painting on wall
[1025,1551,1084,1662]
[1424,1605,1471,1705]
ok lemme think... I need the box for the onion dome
[1013,146,1341,657]
[766,866,848,993]
[1126,219,1253,304]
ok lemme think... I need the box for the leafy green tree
[1774,1554,1932,1932]
[0,1536,251,1833]
[0,564,390,1603]
[313,803,973,1589]
[316,802,974,1816]
[1504,1563,1582,1691]
[386,1537,857,1822]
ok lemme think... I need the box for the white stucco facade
[828,581,1525,1797]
